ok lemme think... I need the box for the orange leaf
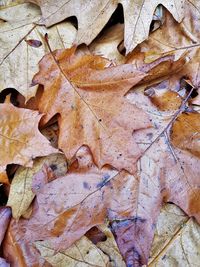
[33,47,151,173]
[0,103,57,183]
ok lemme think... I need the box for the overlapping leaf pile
[0,0,200,266]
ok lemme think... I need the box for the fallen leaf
[0,207,11,244]
[127,0,200,98]
[7,153,67,219]
[0,102,57,183]
[35,236,110,267]
[94,225,126,267]
[33,46,151,173]
[28,0,185,54]
[148,203,189,263]
[89,24,125,65]
[0,2,76,100]
[170,112,200,158]
[148,208,200,267]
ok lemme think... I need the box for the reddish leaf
[0,207,11,245]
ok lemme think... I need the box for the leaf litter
[0,0,200,266]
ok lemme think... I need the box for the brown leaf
[170,112,200,158]
[33,47,151,173]
[0,102,57,183]
[127,0,200,96]
[28,0,185,54]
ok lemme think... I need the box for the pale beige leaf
[7,153,67,219]
[0,2,76,100]
[148,204,188,263]
[96,225,126,267]
[89,24,125,65]
[35,236,110,267]
[28,0,185,54]
[149,209,200,266]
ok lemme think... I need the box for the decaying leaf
[33,46,151,173]
[0,102,57,183]
[28,0,185,54]
[35,236,110,267]
[149,206,200,267]
[0,2,76,100]
[1,0,200,266]
[7,153,67,219]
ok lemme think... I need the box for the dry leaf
[0,2,76,100]
[33,47,151,173]
[127,0,200,97]
[7,153,67,219]
[28,0,185,54]
[148,203,200,266]
[89,24,125,65]
[0,102,57,183]
[35,236,110,267]
[94,225,126,267]
[171,112,200,158]
[149,203,189,263]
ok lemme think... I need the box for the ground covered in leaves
[0,0,200,266]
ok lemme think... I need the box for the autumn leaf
[33,46,151,173]
[1,1,200,266]
[8,82,199,267]
[35,236,110,267]
[7,153,67,219]
[0,2,76,100]
[127,0,200,101]
[0,207,11,266]
[0,102,57,183]
[149,204,200,266]
[28,0,185,54]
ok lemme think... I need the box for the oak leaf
[7,153,67,219]
[149,204,200,266]
[35,236,110,267]
[28,0,185,54]
[33,47,151,173]
[0,102,57,183]
[0,2,76,100]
